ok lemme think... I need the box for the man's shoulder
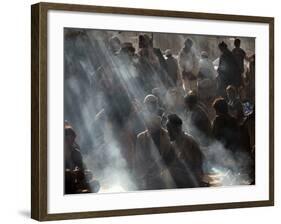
[71,146,82,160]
[137,128,168,139]
[137,130,148,139]
[233,47,246,55]
[183,133,199,147]
[160,128,169,136]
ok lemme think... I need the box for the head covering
[144,94,158,105]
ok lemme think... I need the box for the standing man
[232,38,246,85]
[165,49,182,88]
[217,41,240,96]
[178,38,200,93]
[134,95,175,190]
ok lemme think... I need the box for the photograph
[63,28,256,194]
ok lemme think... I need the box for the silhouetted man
[212,98,241,152]
[217,41,240,95]
[184,91,212,143]
[64,127,91,194]
[165,49,181,87]
[166,114,204,188]
[232,38,246,78]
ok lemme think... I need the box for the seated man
[64,126,93,194]
[166,114,205,188]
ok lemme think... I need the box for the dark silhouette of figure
[241,110,255,184]
[64,127,92,194]
[212,98,241,152]
[232,38,246,78]
[166,114,204,188]
[245,54,255,104]
[217,41,240,95]
[184,91,212,143]
[165,49,181,87]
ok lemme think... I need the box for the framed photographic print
[31,2,274,221]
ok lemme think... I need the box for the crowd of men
[64,33,255,194]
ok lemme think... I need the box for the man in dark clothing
[212,98,241,152]
[184,91,212,143]
[165,49,181,88]
[64,127,92,194]
[212,98,253,182]
[166,114,204,188]
[232,38,246,78]
[217,42,240,95]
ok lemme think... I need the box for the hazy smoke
[64,28,254,193]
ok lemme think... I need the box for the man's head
[144,94,158,114]
[234,38,241,48]
[143,95,161,132]
[139,34,152,48]
[166,114,183,141]
[213,98,228,115]
[218,41,228,53]
[109,36,121,53]
[184,38,193,52]
[226,85,237,101]
[184,91,198,110]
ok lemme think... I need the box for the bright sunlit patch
[99,184,126,193]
